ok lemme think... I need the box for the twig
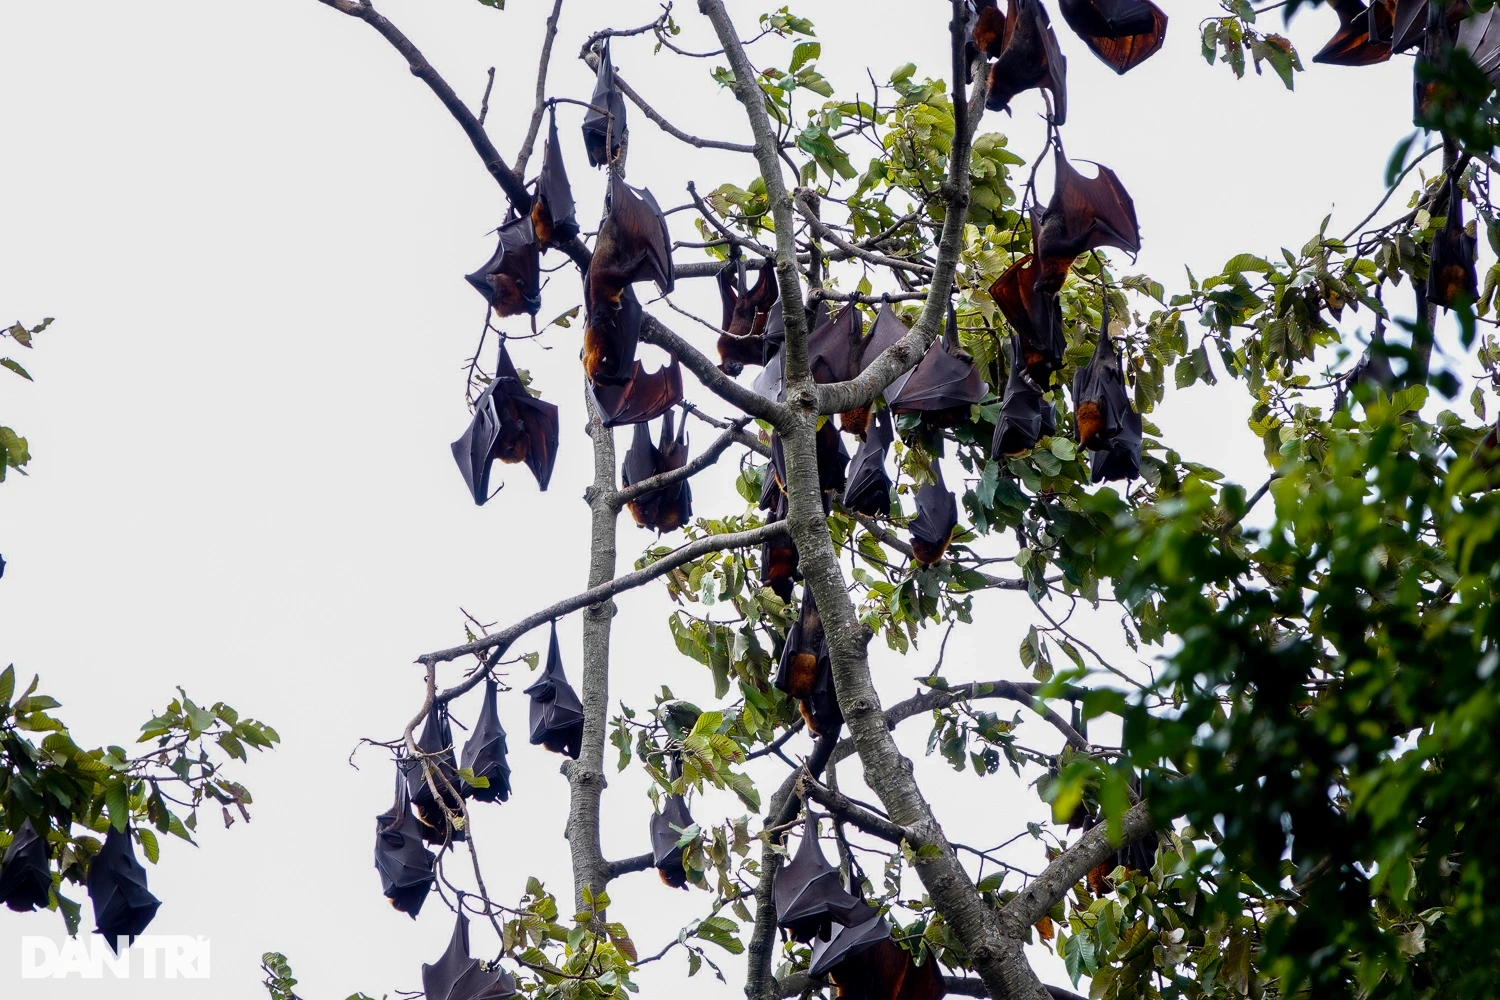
[477,67,496,128]
[513,0,565,175]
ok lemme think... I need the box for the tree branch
[513,0,565,176]
[613,416,753,507]
[775,974,1088,999]
[800,778,908,844]
[605,851,656,879]
[639,313,785,422]
[421,521,790,680]
[581,46,756,153]
[844,507,1029,589]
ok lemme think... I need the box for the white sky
[0,0,1424,997]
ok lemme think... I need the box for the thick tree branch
[421,521,790,680]
[513,0,565,176]
[800,778,908,844]
[605,851,656,879]
[612,416,753,507]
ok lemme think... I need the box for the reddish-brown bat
[989,254,1066,383]
[909,465,959,567]
[588,356,683,427]
[992,335,1056,458]
[584,172,675,385]
[716,254,779,373]
[451,342,560,498]
[1058,0,1168,73]
[1033,149,1141,295]
[987,0,1068,124]
[773,586,843,737]
[466,215,542,319]
[1429,170,1478,308]
[1312,0,1392,65]
[809,903,946,1000]
[531,106,579,249]
[1071,322,1143,483]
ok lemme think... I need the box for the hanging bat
[374,773,437,917]
[1312,0,1392,64]
[1033,149,1141,295]
[1390,0,1432,51]
[810,903,946,1000]
[87,828,160,953]
[761,297,830,368]
[992,336,1053,458]
[459,677,512,804]
[759,434,801,600]
[584,172,675,385]
[773,813,864,943]
[909,466,959,567]
[403,702,466,844]
[1057,0,1168,73]
[816,418,851,509]
[588,356,683,427]
[650,792,695,889]
[774,587,846,738]
[971,0,1008,57]
[523,623,586,759]
[887,306,989,427]
[754,348,786,402]
[1429,173,1479,308]
[1071,324,1131,452]
[987,0,1068,124]
[989,255,1066,382]
[581,41,627,168]
[843,406,895,517]
[623,411,693,533]
[423,912,519,1000]
[1335,325,1397,409]
[452,342,561,499]
[1089,407,1142,483]
[531,105,579,249]
[0,820,51,912]
[466,215,542,319]
[717,254,780,373]
[837,304,918,438]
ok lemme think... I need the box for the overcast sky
[0,0,1425,997]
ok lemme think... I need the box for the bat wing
[423,914,519,1000]
[888,340,988,419]
[1458,6,1500,83]
[910,472,959,566]
[759,433,787,511]
[650,794,694,888]
[465,216,542,318]
[992,338,1049,457]
[1312,0,1391,64]
[1036,152,1140,292]
[607,173,675,294]
[843,407,894,516]
[583,279,644,387]
[753,349,786,401]
[717,258,742,331]
[987,0,1068,124]
[808,303,864,384]
[761,490,800,601]
[510,391,560,492]
[452,383,503,505]
[404,704,466,843]
[590,357,683,427]
[857,305,917,400]
[1058,0,1167,73]
[815,419,850,500]
[459,678,512,804]
[375,775,437,916]
[807,902,893,976]
[533,108,579,248]
[581,42,627,167]
[88,828,161,953]
[1090,407,1142,483]
[773,815,864,942]
[1071,330,1129,451]
[989,255,1066,382]
[1392,0,1426,51]
[0,820,52,912]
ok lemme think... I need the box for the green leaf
[0,664,14,713]
[105,781,129,832]
[0,358,32,380]
[137,828,160,864]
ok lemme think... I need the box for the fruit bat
[909,466,958,567]
[816,418,851,507]
[773,813,864,942]
[1058,0,1168,73]
[717,255,779,373]
[1033,150,1141,295]
[1458,4,1500,83]
[772,586,843,737]
[1390,0,1432,52]
[374,772,437,917]
[87,828,160,953]
[584,172,675,385]
[887,307,989,426]
[650,790,695,889]
[581,41,627,168]
[754,347,786,402]
[523,623,586,758]
[843,407,895,516]
[1335,326,1397,409]
[1429,171,1478,308]
[466,215,542,319]
[804,304,875,436]
[1312,0,1392,65]
[1072,326,1142,483]
[992,336,1053,457]
[1089,407,1142,483]
[460,677,512,804]
[403,702,466,844]
[0,820,51,912]
[987,0,1068,124]
[759,435,800,601]
[422,912,518,1000]
[971,0,1008,57]
[990,255,1066,383]
[623,411,693,533]
[588,356,683,427]
[531,106,579,249]
[762,298,830,364]
[837,304,917,438]
[1078,813,1155,895]
[452,342,560,498]
[811,906,946,1000]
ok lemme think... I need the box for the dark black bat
[452,342,561,499]
[581,41,627,168]
[588,356,683,427]
[87,828,160,953]
[1429,171,1479,308]
[531,106,579,249]
[374,773,437,917]
[403,702,466,844]
[753,347,786,402]
[992,336,1053,458]
[649,790,695,889]
[1312,0,1392,65]
[459,677,512,804]
[761,298,830,367]
[584,173,674,385]
[622,411,693,533]
[759,434,800,601]
[811,905,945,1000]
[0,820,51,912]
[987,0,1068,124]
[773,813,864,943]
[466,215,542,319]
[888,307,989,427]
[1072,323,1142,483]
[843,406,895,516]
[1088,407,1142,483]
[1058,0,1168,73]
[990,254,1066,383]
[717,255,779,373]
[1335,323,1397,409]
[523,623,586,759]
[808,302,865,385]
[422,912,518,1000]
[1390,0,1430,52]
[775,587,844,738]
[1034,149,1141,295]
[909,466,958,567]
[816,418,851,508]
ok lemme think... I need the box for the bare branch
[605,852,656,879]
[793,192,937,277]
[513,0,565,176]
[800,778,908,844]
[581,47,756,153]
[613,416,754,507]
[683,402,772,457]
